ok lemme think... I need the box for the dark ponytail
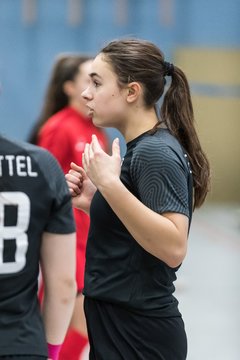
[161,65,210,209]
[100,39,210,209]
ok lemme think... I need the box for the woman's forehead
[91,54,114,77]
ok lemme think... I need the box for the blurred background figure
[28,54,109,360]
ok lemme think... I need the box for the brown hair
[100,39,210,209]
[28,54,92,144]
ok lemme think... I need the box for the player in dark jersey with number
[66,39,210,359]
[0,134,76,359]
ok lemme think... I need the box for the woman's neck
[120,107,159,143]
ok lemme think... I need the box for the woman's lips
[87,106,94,116]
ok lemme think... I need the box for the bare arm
[40,232,77,344]
[83,135,188,268]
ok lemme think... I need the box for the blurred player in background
[28,54,109,359]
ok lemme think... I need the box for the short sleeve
[36,149,76,234]
[130,141,190,217]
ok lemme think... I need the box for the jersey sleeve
[36,148,76,234]
[130,141,190,217]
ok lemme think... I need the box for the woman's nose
[81,87,92,100]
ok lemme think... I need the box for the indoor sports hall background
[0,1,239,359]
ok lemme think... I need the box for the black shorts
[84,297,187,360]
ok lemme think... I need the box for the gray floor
[176,204,240,360]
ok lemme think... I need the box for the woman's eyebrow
[89,72,102,79]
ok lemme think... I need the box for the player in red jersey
[28,54,108,360]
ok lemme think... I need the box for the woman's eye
[93,80,100,87]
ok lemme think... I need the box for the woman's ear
[126,82,141,103]
[63,80,74,97]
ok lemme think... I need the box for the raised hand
[65,162,96,214]
[82,134,121,192]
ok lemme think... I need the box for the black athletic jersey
[84,129,192,317]
[0,134,75,356]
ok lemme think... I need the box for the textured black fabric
[84,129,192,316]
[129,129,190,216]
[85,297,187,360]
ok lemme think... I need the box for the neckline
[126,129,152,149]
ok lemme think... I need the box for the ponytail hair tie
[164,61,174,77]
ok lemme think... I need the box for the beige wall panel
[175,48,240,85]
[193,96,240,203]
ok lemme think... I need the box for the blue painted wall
[0,0,239,144]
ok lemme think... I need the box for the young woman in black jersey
[0,135,77,360]
[66,38,210,360]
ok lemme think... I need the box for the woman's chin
[92,114,112,128]
[92,115,103,128]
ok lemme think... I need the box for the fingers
[83,143,91,171]
[112,137,120,159]
[67,186,80,197]
[65,172,82,184]
[70,162,84,173]
[65,171,82,195]
[83,139,98,172]
[66,181,80,196]
[70,162,87,179]
[91,134,102,152]
[82,152,87,172]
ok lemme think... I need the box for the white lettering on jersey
[0,155,38,177]
[0,192,30,274]
[5,155,14,175]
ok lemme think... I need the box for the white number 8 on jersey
[0,192,30,274]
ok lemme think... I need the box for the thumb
[112,138,120,158]
[70,162,82,171]
[70,162,86,177]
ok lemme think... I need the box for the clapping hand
[65,162,96,214]
[82,134,121,191]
